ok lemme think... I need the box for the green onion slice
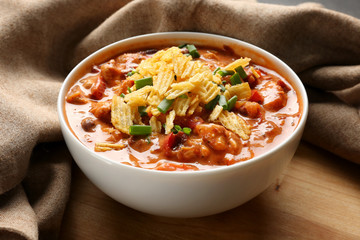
[230,72,242,85]
[178,43,188,48]
[219,95,228,110]
[135,77,153,89]
[157,98,174,113]
[127,70,138,77]
[213,67,220,75]
[172,125,182,134]
[205,95,220,110]
[219,84,226,92]
[179,94,188,99]
[138,106,148,117]
[129,125,152,135]
[235,65,248,79]
[183,127,192,135]
[227,95,238,111]
[120,93,125,98]
[186,44,200,58]
[127,86,132,93]
[218,70,235,77]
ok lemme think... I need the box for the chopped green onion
[235,65,248,79]
[178,43,188,48]
[157,98,174,113]
[129,125,152,135]
[218,70,235,77]
[227,95,238,111]
[205,95,220,110]
[120,93,125,98]
[230,72,242,85]
[213,67,220,75]
[138,106,148,117]
[186,44,200,58]
[222,80,227,85]
[183,127,192,135]
[127,87,132,93]
[135,77,153,89]
[127,70,138,77]
[146,136,151,144]
[219,84,226,92]
[172,125,182,134]
[219,95,228,110]
[179,94,188,99]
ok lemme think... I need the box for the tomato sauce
[65,46,302,171]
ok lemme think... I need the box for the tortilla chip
[218,111,251,140]
[111,95,133,134]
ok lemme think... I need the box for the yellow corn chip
[208,105,223,122]
[180,60,195,79]
[218,111,251,140]
[111,95,133,134]
[160,47,182,63]
[131,105,143,125]
[187,95,200,115]
[165,110,176,134]
[154,66,174,96]
[251,66,260,79]
[212,75,222,85]
[147,88,161,106]
[124,85,153,106]
[173,54,191,78]
[149,106,161,117]
[150,116,162,133]
[224,57,251,71]
[191,72,220,103]
[225,82,251,100]
[165,81,195,99]
[173,96,191,116]
[95,142,126,152]
[127,73,143,81]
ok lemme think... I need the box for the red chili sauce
[65,46,302,171]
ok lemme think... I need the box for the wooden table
[59,141,360,239]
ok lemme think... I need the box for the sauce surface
[65,45,302,171]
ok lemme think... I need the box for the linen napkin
[0,0,359,239]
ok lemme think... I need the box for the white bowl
[58,32,308,218]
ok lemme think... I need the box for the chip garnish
[108,46,251,146]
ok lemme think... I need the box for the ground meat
[90,100,111,123]
[79,75,97,89]
[90,77,106,100]
[100,59,124,83]
[113,79,134,95]
[66,85,88,104]
[235,101,264,119]
[201,51,219,61]
[260,81,287,111]
[194,123,242,154]
[176,138,210,161]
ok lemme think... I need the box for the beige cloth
[0,0,359,239]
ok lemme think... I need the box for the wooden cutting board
[59,141,360,240]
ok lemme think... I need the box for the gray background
[259,0,360,18]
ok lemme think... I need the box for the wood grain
[59,141,360,240]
